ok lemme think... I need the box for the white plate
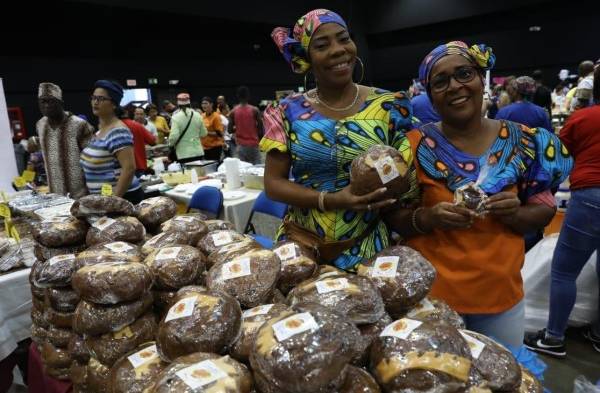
[223,191,246,201]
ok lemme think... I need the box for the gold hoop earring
[355,57,365,84]
[303,70,315,93]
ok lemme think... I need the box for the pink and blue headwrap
[271,9,348,74]
[418,41,496,90]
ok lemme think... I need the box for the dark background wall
[1,0,597,134]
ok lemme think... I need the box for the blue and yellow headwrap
[271,9,348,74]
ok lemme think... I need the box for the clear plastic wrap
[250,302,360,393]
[34,242,87,262]
[45,287,80,312]
[204,219,235,232]
[142,231,193,256]
[156,288,242,361]
[71,195,135,218]
[145,245,205,289]
[72,262,154,304]
[353,313,394,367]
[71,361,89,391]
[460,330,521,391]
[350,144,410,199]
[31,308,49,328]
[403,297,465,329]
[29,260,48,299]
[517,367,543,393]
[69,334,90,363]
[31,323,49,346]
[76,241,142,268]
[86,216,146,246]
[41,341,73,369]
[44,365,71,380]
[109,342,168,393]
[149,352,253,393]
[206,249,281,308]
[206,238,261,270]
[160,215,209,245]
[85,312,157,367]
[454,183,488,214]
[46,325,76,348]
[0,238,24,272]
[286,271,385,325]
[340,366,382,393]
[73,293,153,335]
[197,230,246,255]
[272,240,318,295]
[252,361,348,393]
[32,294,46,312]
[230,303,289,363]
[87,357,112,393]
[135,197,178,232]
[44,307,74,328]
[358,245,436,318]
[32,216,88,248]
[369,318,472,392]
[153,289,179,317]
[34,254,77,288]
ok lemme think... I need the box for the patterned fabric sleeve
[106,127,134,155]
[259,103,289,153]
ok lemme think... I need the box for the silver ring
[367,204,371,211]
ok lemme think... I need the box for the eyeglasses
[90,95,112,103]
[430,66,479,93]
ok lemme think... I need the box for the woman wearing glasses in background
[80,80,143,203]
[388,42,572,347]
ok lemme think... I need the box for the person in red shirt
[122,116,156,176]
[228,86,263,164]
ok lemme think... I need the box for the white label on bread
[128,344,159,369]
[92,217,116,231]
[48,254,75,266]
[156,247,182,261]
[176,359,227,389]
[374,155,400,184]
[212,231,233,247]
[165,296,196,322]
[371,256,399,278]
[380,318,422,340]
[104,241,134,253]
[274,244,297,261]
[315,277,350,294]
[272,312,319,342]
[459,331,486,359]
[243,304,274,319]
[406,298,436,318]
[174,216,197,223]
[221,257,251,280]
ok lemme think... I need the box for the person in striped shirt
[80,80,143,203]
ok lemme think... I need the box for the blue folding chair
[244,191,288,249]
[187,186,223,218]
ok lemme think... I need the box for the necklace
[312,84,360,112]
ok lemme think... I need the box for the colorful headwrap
[511,76,537,98]
[418,41,496,88]
[271,9,347,74]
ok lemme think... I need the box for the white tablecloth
[0,268,31,361]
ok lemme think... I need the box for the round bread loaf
[340,366,382,393]
[75,241,142,268]
[88,357,112,393]
[156,288,242,361]
[34,243,87,263]
[69,334,90,363]
[72,262,153,304]
[73,293,153,335]
[198,230,245,255]
[70,361,89,390]
[32,295,45,312]
[29,260,47,299]
[45,287,80,313]
[206,249,281,308]
[286,271,385,325]
[109,342,168,393]
[145,245,205,289]
[135,197,177,232]
[33,216,88,248]
[358,246,436,318]
[230,303,289,363]
[86,216,146,246]
[141,231,193,256]
[46,325,76,348]
[160,215,209,245]
[350,144,411,199]
[31,308,49,328]
[250,302,360,393]
[31,323,48,346]
[404,297,465,329]
[252,361,348,393]
[85,312,157,367]
[34,254,77,288]
[273,241,318,295]
[44,365,71,380]
[149,352,253,393]
[370,318,472,392]
[44,308,74,328]
[204,219,235,232]
[41,341,73,369]
[514,367,543,393]
[153,289,178,317]
[353,313,394,366]
[71,195,134,218]
[206,238,261,270]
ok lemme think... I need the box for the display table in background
[0,268,31,362]
[27,344,71,393]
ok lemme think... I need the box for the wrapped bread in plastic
[33,216,88,248]
[252,361,348,393]
[230,303,289,363]
[85,312,157,367]
[405,297,465,329]
[41,341,73,369]
[145,245,205,289]
[206,238,261,270]
[156,288,242,361]
[455,183,487,214]
[44,308,74,328]
[47,325,76,348]
[32,295,45,312]
[370,318,472,392]
[88,357,112,393]
[135,197,178,232]
[204,219,235,232]
[34,254,77,288]
[29,260,47,299]
[72,262,153,304]
[45,287,80,313]
[341,366,382,393]
[316,264,347,279]
[76,241,142,267]
[153,289,178,316]
[206,249,281,308]
[69,334,90,363]
[73,293,153,335]
[31,308,49,328]
[86,216,146,246]
[34,243,87,263]
[142,231,193,256]
[514,367,543,393]
[350,144,410,199]
[272,241,318,295]
[150,352,252,393]
[44,366,71,380]
[197,230,246,255]
[31,323,49,346]
[286,271,385,325]
[71,362,89,391]
[459,330,521,391]
[71,195,134,218]
[358,246,436,318]
[353,313,394,367]
[110,342,168,393]
[160,215,209,245]
[250,302,360,393]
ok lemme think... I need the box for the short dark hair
[532,69,543,81]
[162,100,173,108]
[237,86,250,101]
[201,96,213,104]
[579,60,594,77]
[146,103,158,113]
